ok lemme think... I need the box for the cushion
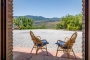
[55,41,68,49]
[55,41,65,46]
[36,39,49,46]
[41,39,49,45]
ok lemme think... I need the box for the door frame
[88,0,90,60]
[0,0,1,60]
[0,0,89,60]
[85,0,89,60]
[0,0,6,60]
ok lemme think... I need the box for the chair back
[64,32,77,49]
[30,31,43,46]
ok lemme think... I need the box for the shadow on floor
[13,51,53,60]
[60,53,82,60]
[13,51,82,60]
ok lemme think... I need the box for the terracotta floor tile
[30,55,45,60]
[13,46,82,60]
[44,56,59,60]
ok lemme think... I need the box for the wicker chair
[30,31,49,55]
[55,32,77,59]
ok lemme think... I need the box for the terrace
[13,29,82,60]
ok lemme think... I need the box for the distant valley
[14,15,61,29]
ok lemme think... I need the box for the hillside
[14,15,61,21]
[13,15,61,29]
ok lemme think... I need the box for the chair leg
[41,47,43,51]
[56,46,59,57]
[46,46,48,56]
[63,49,65,53]
[36,48,39,55]
[30,46,34,53]
[66,50,70,59]
[72,49,77,59]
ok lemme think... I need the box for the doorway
[0,0,88,60]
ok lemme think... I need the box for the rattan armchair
[30,31,49,55]
[55,32,77,59]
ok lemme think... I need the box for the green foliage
[13,16,34,29]
[13,16,47,29]
[56,13,82,30]
[33,25,47,29]
[41,25,47,29]
[13,13,82,30]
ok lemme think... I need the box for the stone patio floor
[13,46,82,60]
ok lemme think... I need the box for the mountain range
[14,15,61,21]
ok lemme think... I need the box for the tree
[13,16,34,29]
[56,13,82,30]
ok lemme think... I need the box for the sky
[13,0,82,18]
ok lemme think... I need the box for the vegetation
[13,13,82,30]
[13,16,47,29]
[56,13,82,30]
[13,16,34,29]
[33,21,59,29]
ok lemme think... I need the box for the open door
[6,0,13,60]
[0,0,13,60]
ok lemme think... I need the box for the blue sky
[13,0,82,18]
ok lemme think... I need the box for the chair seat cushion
[41,39,49,45]
[55,41,65,46]
[55,41,68,49]
[36,39,49,46]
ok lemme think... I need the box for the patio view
[13,0,82,60]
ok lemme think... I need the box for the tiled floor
[13,47,82,60]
